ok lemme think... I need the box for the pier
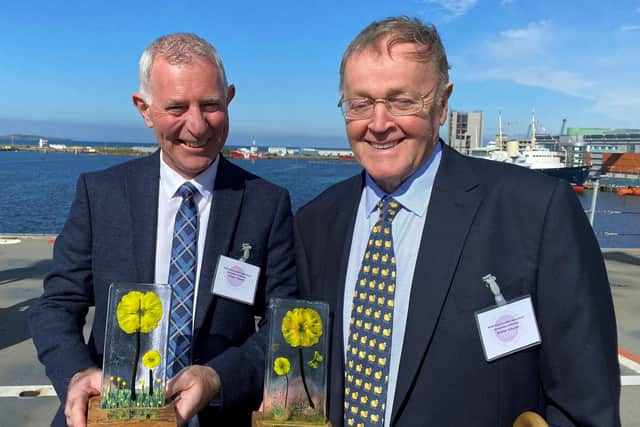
[0,143,152,157]
[0,144,358,162]
[0,235,639,426]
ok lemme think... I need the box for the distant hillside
[0,134,73,143]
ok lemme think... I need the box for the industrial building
[446,111,483,155]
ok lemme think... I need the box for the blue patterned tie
[167,182,198,378]
[344,197,400,427]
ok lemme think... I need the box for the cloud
[500,0,514,4]
[472,67,596,100]
[620,25,640,31]
[418,0,478,19]
[453,20,640,127]
[485,20,551,59]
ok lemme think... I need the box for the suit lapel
[326,174,364,424]
[129,151,160,283]
[391,145,483,423]
[193,156,244,332]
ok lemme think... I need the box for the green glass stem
[298,348,314,409]
[284,375,289,408]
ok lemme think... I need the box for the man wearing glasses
[295,16,620,426]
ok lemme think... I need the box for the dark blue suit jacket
[30,151,297,426]
[295,144,620,426]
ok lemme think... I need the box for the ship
[469,112,590,186]
[511,145,590,185]
[229,140,264,160]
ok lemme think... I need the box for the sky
[1,0,639,148]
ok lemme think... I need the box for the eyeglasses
[337,90,437,120]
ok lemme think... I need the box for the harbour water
[1,150,639,248]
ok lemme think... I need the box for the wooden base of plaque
[87,396,176,427]
[252,411,332,427]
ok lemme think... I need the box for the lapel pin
[482,274,506,306]
[240,243,252,262]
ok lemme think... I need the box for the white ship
[470,112,590,185]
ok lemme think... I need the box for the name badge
[212,255,260,305]
[475,295,541,361]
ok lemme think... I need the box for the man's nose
[185,108,209,136]
[368,101,393,133]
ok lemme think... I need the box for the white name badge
[475,296,541,361]
[211,255,260,305]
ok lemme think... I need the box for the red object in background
[617,187,640,196]
[571,185,585,193]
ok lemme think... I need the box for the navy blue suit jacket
[295,144,620,426]
[30,151,297,426]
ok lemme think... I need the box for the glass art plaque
[100,283,171,419]
[262,298,329,425]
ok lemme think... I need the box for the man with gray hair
[295,16,620,426]
[30,33,297,426]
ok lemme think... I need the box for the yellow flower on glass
[281,306,324,410]
[116,291,163,334]
[142,350,161,369]
[274,357,291,376]
[281,307,322,348]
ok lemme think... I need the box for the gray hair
[339,16,450,99]
[139,33,229,105]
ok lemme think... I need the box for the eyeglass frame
[337,88,438,120]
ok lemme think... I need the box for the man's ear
[226,84,236,105]
[132,93,154,128]
[438,82,453,126]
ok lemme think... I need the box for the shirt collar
[364,141,442,218]
[159,152,219,202]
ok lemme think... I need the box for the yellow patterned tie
[344,196,399,427]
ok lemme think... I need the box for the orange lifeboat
[617,187,635,196]
[633,188,640,196]
[571,185,585,193]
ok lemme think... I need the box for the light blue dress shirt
[343,142,442,427]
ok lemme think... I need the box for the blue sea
[0,150,638,248]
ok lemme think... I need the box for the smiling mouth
[181,140,207,148]
[369,139,400,150]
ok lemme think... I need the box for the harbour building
[562,128,640,180]
[447,110,483,155]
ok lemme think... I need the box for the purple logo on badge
[494,314,519,342]
[226,264,246,288]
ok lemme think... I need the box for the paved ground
[0,236,638,426]
[605,248,640,427]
